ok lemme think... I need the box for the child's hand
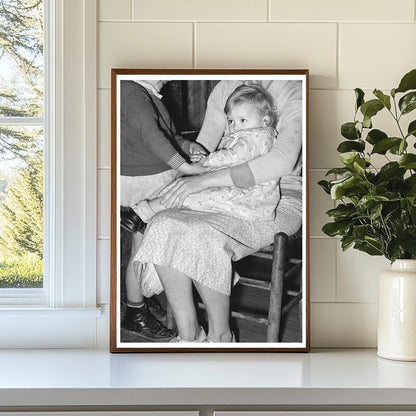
[189,142,208,162]
[178,159,210,176]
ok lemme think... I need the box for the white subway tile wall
[132,0,269,21]
[340,24,416,90]
[196,23,338,89]
[97,0,416,347]
[310,239,336,302]
[98,168,111,239]
[98,22,193,88]
[270,0,414,22]
[99,0,131,21]
[98,89,111,168]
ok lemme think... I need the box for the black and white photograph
[110,69,309,352]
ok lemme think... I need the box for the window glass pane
[0,0,44,117]
[0,126,43,288]
[0,0,44,291]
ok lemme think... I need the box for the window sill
[0,349,415,411]
[0,307,103,348]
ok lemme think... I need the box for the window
[0,0,100,348]
[0,0,45,295]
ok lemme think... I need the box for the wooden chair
[232,228,303,342]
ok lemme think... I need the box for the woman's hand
[158,174,210,208]
[178,160,210,176]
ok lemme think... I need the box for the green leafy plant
[319,69,416,262]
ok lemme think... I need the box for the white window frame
[0,0,101,348]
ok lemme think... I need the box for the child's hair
[224,84,278,128]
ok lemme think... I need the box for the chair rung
[249,251,273,260]
[283,262,302,283]
[282,291,302,316]
[198,301,269,325]
[231,309,269,325]
[238,276,271,290]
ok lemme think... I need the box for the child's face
[227,102,268,133]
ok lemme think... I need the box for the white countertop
[0,348,416,408]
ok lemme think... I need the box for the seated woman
[130,84,280,226]
[134,79,303,343]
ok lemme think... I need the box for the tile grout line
[268,0,272,22]
[98,19,415,24]
[336,22,340,90]
[130,0,133,20]
[193,22,197,69]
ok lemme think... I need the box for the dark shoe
[120,206,146,234]
[121,304,176,341]
[146,296,167,322]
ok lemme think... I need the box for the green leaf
[326,203,357,220]
[330,175,367,200]
[395,69,416,94]
[339,152,369,170]
[399,154,416,169]
[407,120,416,137]
[322,221,351,237]
[371,137,402,154]
[353,224,374,240]
[339,152,356,166]
[363,116,372,129]
[360,99,384,119]
[386,240,403,263]
[378,162,406,181]
[406,175,416,197]
[357,195,389,212]
[318,180,331,194]
[399,139,407,154]
[388,138,408,155]
[373,89,391,110]
[353,158,367,174]
[341,235,355,251]
[337,140,365,153]
[398,227,416,255]
[354,241,383,256]
[366,129,387,145]
[399,92,416,115]
[369,203,383,219]
[325,167,352,176]
[407,174,416,187]
[355,88,365,110]
[341,122,361,140]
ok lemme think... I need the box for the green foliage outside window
[0,0,44,288]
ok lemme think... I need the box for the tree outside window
[0,0,44,288]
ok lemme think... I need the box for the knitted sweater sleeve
[126,89,186,169]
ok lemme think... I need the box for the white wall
[96,0,416,348]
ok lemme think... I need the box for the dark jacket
[120,81,186,176]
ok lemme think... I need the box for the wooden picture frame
[110,69,310,352]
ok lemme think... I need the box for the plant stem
[391,97,406,139]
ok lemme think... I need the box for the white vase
[378,259,416,361]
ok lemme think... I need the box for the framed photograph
[110,69,309,352]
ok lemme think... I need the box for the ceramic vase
[378,259,416,361]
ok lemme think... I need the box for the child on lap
[133,84,280,223]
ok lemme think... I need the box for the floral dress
[183,126,280,221]
[133,126,304,298]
